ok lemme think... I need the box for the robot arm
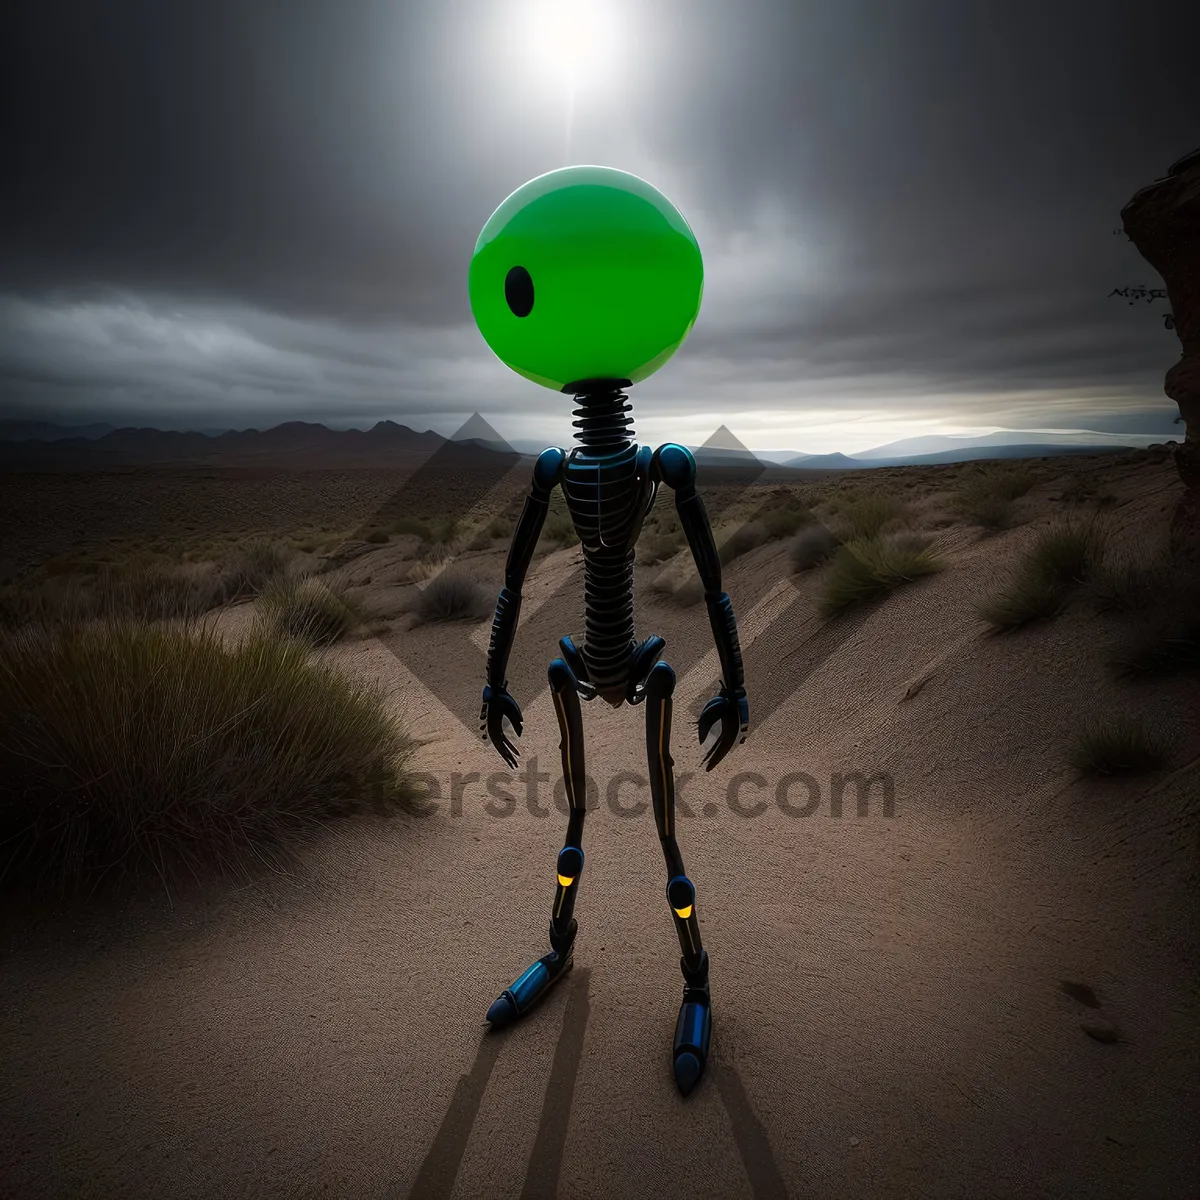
[480,447,566,767]
[653,442,750,770]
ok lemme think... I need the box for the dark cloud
[0,0,1194,447]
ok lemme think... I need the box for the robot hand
[480,682,523,769]
[696,683,749,772]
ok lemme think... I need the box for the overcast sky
[0,0,1194,453]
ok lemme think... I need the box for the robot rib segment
[581,549,637,699]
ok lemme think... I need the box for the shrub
[0,620,413,898]
[976,575,1067,630]
[221,538,291,599]
[977,520,1106,631]
[830,493,908,542]
[1067,716,1176,777]
[467,516,515,551]
[818,534,943,617]
[0,578,92,627]
[1085,551,1173,615]
[257,577,362,647]
[953,464,1036,530]
[1112,619,1200,680]
[953,490,1012,532]
[758,503,813,541]
[390,516,433,540]
[415,570,494,623]
[93,562,227,620]
[1028,523,1105,589]
[790,523,841,572]
[0,562,227,627]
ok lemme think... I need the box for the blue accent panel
[666,874,695,908]
[511,961,550,1011]
[533,446,566,493]
[657,443,696,489]
[557,846,584,877]
[674,1001,711,1056]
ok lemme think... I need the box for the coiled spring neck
[570,382,634,451]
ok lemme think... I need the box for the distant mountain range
[0,417,1167,471]
[0,419,474,470]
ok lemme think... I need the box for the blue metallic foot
[672,993,712,1095]
[486,922,576,1029]
[486,992,519,1028]
[674,1051,702,1095]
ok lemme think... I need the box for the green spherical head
[469,165,704,392]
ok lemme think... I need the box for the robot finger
[696,696,725,744]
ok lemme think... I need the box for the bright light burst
[524,0,620,90]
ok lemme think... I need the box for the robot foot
[486,921,576,1029]
[672,985,712,1096]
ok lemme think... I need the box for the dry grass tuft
[415,570,494,623]
[390,517,434,540]
[0,619,413,899]
[828,493,910,542]
[790,523,841,572]
[1085,550,1175,615]
[1067,716,1176,777]
[756,502,814,541]
[953,465,1036,530]
[0,560,231,627]
[467,516,516,550]
[818,533,943,617]
[1113,618,1200,680]
[977,520,1107,631]
[257,577,363,646]
[221,538,292,599]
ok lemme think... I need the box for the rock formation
[1121,147,1200,556]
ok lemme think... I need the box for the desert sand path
[3,474,1199,1199]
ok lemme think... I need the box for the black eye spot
[505,265,534,317]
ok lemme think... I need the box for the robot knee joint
[667,874,695,916]
[556,845,584,885]
[547,657,574,692]
[644,660,675,698]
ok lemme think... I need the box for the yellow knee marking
[673,904,693,919]
[557,874,575,887]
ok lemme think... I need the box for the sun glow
[525,0,620,89]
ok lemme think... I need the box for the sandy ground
[2,452,1198,1199]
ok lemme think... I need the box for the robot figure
[468,166,749,1095]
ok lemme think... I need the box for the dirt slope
[1,454,1197,1199]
